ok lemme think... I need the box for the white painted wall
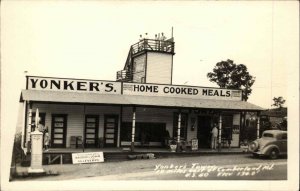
[31,104,121,147]
[146,52,172,84]
[28,103,242,148]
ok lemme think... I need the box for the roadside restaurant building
[19,37,263,152]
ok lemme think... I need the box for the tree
[272,96,286,108]
[207,59,255,101]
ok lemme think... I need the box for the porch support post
[177,112,181,142]
[240,111,246,142]
[82,105,86,152]
[130,106,136,152]
[22,101,28,149]
[218,113,222,151]
[117,106,123,147]
[176,111,181,152]
[257,112,260,139]
[26,102,33,150]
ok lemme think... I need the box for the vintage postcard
[1,1,299,191]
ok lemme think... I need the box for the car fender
[261,145,280,155]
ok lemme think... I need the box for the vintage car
[248,130,287,159]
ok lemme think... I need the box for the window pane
[263,133,274,138]
[86,123,96,128]
[87,118,96,123]
[86,140,95,144]
[86,134,95,138]
[107,118,116,123]
[86,129,95,133]
[106,129,114,133]
[54,122,63,127]
[54,128,63,133]
[106,134,114,139]
[120,122,166,142]
[106,123,115,128]
[54,134,63,138]
[55,117,64,122]
[106,139,114,143]
[53,139,63,144]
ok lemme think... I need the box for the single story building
[19,37,264,152]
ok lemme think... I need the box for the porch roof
[20,90,264,111]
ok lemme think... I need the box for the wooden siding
[31,104,120,147]
[132,54,146,83]
[146,52,172,84]
[29,104,242,148]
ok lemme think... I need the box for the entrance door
[51,114,67,148]
[104,115,118,147]
[85,115,99,148]
[197,116,211,148]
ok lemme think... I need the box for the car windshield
[263,133,274,138]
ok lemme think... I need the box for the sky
[2,1,298,109]
[1,1,299,189]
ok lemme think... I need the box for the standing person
[155,34,159,50]
[36,117,45,132]
[211,123,218,150]
[144,33,148,48]
[160,32,166,41]
[44,130,50,151]
[138,34,143,51]
[160,32,166,50]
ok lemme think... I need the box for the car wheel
[269,149,279,159]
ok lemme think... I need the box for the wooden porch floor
[44,147,245,154]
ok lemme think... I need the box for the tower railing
[131,38,175,55]
[116,70,133,81]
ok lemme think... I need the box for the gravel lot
[12,154,287,181]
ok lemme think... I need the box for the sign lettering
[27,77,121,94]
[27,77,242,100]
[72,152,104,164]
[123,83,242,101]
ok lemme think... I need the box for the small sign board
[191,139,198,151]
[72,152,104,164]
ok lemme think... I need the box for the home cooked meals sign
[123,82,242,101]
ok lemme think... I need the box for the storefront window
[242,112,258,141]
[121,122,166,143]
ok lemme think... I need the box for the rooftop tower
[116,33,175,84]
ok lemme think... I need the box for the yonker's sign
[27,76,121,94]
[27,76,242,100]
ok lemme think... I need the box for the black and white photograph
[1,1,299,190]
